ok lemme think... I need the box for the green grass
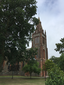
[0,75,43,78]
[0,77,45,85]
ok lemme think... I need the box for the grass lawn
[0,76,45,85]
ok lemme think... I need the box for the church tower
[32,18,48,77]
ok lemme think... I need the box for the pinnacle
[38,17,40,21]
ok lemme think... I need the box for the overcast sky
[28,0,64,59]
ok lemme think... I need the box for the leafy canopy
[55,38,64,53]
[45,65,64,85]
[22,48,41,78]
[59,53,64,71]
[50,56,60,65]
[22,60,41,78]
[0,0,39,66]
[50,54,64,72]
[43,59,55,71]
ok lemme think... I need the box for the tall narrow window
[35,37,37,44]
[38,37,39,43]
[35,37,40,44]
[36,50,39,58]
[43,49,45,59]
[43,38,45,44]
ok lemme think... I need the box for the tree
[22,60,41,78]
[59,53,64,71]
[0,0,39,71]
[22,48,41,78]
[24,48,38,62]
[5,48,21,79]
[43,60,55,71]
[45,65,64,85]
[50,54,64,72]
[55,38,64,53]
[50,56,60,65]
[36,68,41,76]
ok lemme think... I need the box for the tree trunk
[0,40,5,72]
[30,73,31,79]
[45,70,46,81]
[12,71,13,79]
[0,57,3,72]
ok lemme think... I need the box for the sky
[28,0,64,59]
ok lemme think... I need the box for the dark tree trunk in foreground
[0,41,5,72]
[12,71,13,79]
[30,73,31,79]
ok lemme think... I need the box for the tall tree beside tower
[55,38,64,53]
[0,0,39,71]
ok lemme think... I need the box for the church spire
[36,17,43,32]
[38,17,40,21]
[38,17,41,23]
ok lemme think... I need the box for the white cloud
[28,0,64,59]
[39,0,64,58]
[36,0,45,7]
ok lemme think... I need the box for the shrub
[45,65,64,85]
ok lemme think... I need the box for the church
[32,18,48,76]
[1,18,48,77]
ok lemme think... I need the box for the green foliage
[50,54,64,72]
[0,0,39,68]
[22,60,41,78]
[24,48,38,62]
[50,56,60,65]
[59,53,64,71]
[22,48,41,78]
[43,59,55,71]
[45,66,64,85]
[36,68,41,75]
[55,38,64,53]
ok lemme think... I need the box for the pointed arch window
[35,37,40,44]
